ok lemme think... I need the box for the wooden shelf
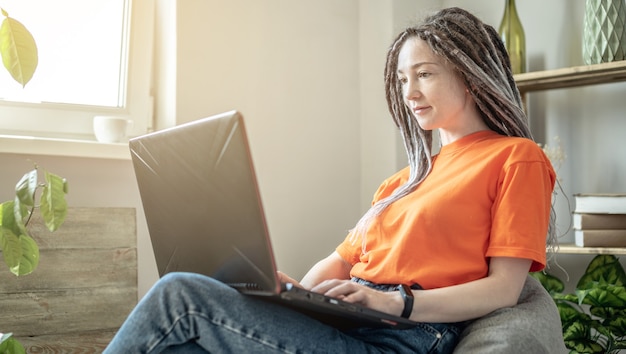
[556,243,626,255]
[514,62,626,257]
[514,60,626,93]
[515,64,626,258]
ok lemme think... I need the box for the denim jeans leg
[104,272,351,353]
[104,272,463,353]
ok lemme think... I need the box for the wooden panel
[3,287,136,336]
[27,207,136,250]
[15,330,117,354]
[0,207,137,346]
[2,248,136,291]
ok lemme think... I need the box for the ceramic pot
[582,0,626,64]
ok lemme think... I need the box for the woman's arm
[315,256,532,323]
[298,251,352,290]
[406,257,532,322]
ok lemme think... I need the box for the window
[0,0,153,140]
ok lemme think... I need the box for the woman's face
[396,37,482,143]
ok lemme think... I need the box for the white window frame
[0,0,154,142]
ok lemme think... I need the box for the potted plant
[531,255,626,353]
[0,8,48,354]
[0,164,68,354]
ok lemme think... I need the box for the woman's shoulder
[478,134,555,187]
[381,166,411,188]
[484,134,546,160]
[371,166,411,201]
[480,136,555,180]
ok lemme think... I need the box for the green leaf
[603,309,626,337]
[557,301,591,327]
[577,284,626,308]
[0,226,21,272]
[591,321,613,340]
[12,168,38,235]
[530,271,565,295]
[14,168,37,209]
[40,171,68,232]
[563,321,606,353]
[554,292,579,303]
[0,332,26,354]
[0,13,38,87]
[10,233,39,276]
[578,255,626,289]
[0,222,40,276]
[0,332,11,344]
[591,306,619,322]
[0,201,20,236]
[612,338,626,350]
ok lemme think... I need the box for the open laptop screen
[129,111,280,293]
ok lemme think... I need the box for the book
[573,213,626,230]
[574,193,626,214]
[574,229,626,247]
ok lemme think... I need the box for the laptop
[129,110,417,330]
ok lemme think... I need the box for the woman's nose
[403,81,420,101]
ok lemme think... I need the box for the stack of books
[573,193,626,247]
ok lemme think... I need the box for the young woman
[104,7,560,354]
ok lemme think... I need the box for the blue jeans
[103,272,464,353]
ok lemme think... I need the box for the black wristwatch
[398,284,414,318]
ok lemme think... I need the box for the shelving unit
[557,243,626,255]
[515,61,626,256]
[514,60,626,93]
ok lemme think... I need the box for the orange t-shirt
[336,130,556,290]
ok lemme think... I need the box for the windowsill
[0,135,131,160]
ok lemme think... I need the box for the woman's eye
[398,71,430,85]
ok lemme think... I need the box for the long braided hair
[351,7,557,251]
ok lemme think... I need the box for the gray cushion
[453,275,567,353]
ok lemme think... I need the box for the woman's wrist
[398,284,414,318]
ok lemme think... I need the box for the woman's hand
[277,271,303,288]
[311,279,404,317]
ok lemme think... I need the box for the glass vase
[498,0,526,74]
[582,0,626,65]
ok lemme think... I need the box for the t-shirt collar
[438,129,498,156]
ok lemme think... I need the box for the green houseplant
[532,255,626,353]
[0,164,68,354]
[0,7,41,354]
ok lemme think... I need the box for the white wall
[358,0,397,210]
[153,0,365,284]
[2,0,623,298]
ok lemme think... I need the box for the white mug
[93,116,133,143]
